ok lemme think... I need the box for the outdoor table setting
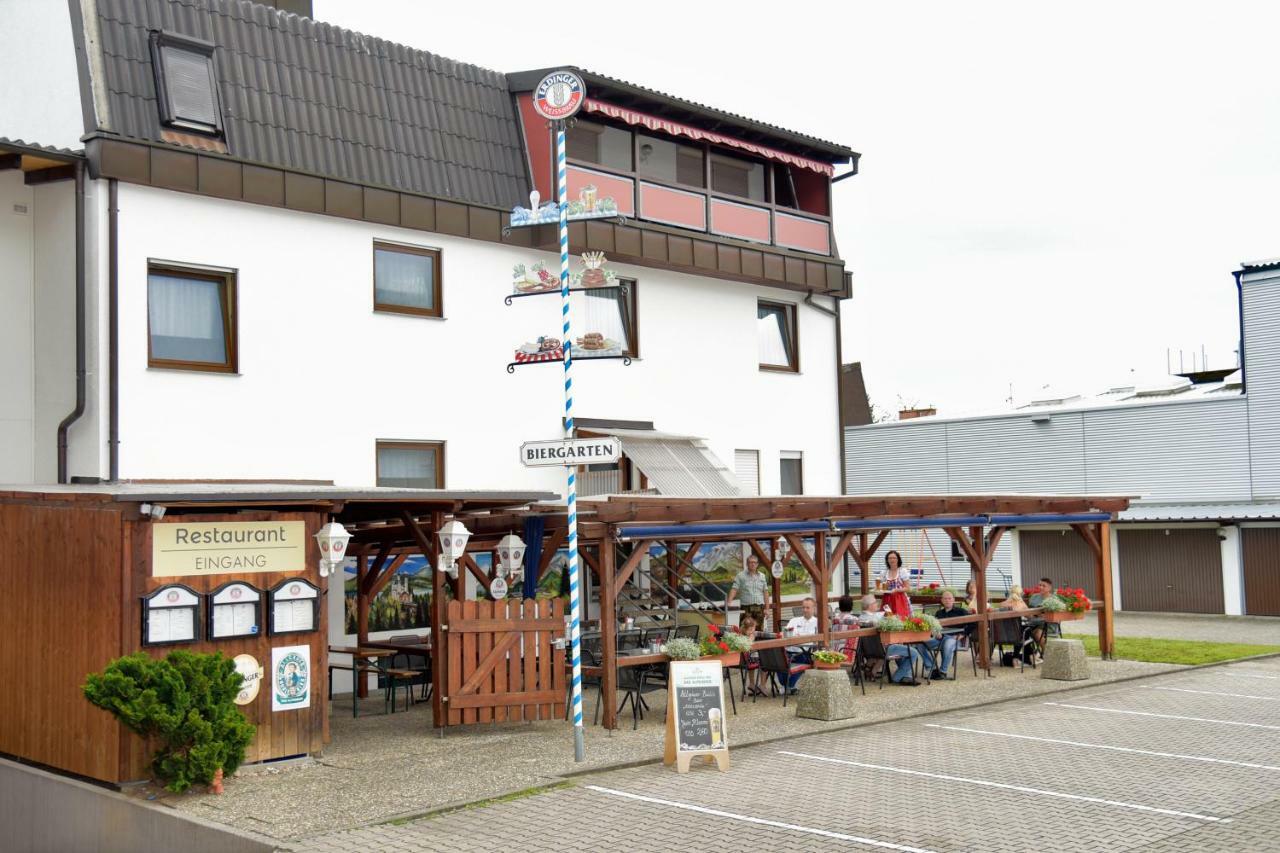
[327,645,400,717]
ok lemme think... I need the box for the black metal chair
[388,634,432,701]
[939,629,978,679]
[642,626,673,648]
[617,629,643,651]
[754,645,810,707]
[991,615,1034,672]
[568,635,606,725]
[674,624,700,641]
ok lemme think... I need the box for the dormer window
[150,32,222,136]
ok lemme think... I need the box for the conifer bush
[83,651,256,793]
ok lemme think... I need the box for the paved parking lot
[294,656,1280,852]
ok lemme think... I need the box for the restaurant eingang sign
[152,521,307,577]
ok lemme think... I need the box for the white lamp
[496,533,527,581]
[437,519,472,578]
[314,520,352,578]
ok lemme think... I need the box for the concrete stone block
[794,668,857,720]
[1041,638,1090,681]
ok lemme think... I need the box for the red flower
[718,641,729,652]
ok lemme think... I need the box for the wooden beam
[458,553,492,594]
[368,553,407,598]
[579,545,601,580]
[943,527,982,568]
[782,534,820,585]
[986,526,1010,561]
[863,529,890,563]
[828,532,855,577]
[815,532,829,644]
[1071,523,1102,559]
[615,539,656,590]
[360,538,393,596]
[857,532,870,596]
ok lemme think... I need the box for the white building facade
[845,260,1280,616]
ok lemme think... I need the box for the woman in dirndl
[882,550,913,618]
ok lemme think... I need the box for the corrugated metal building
[844,260,1280,616]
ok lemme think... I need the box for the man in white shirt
[783,597,819,693]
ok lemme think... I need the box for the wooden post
[971,525,991,672]
[814,532,829,645]
[857,532,870,596]
[768,539,782,633]
[665,540,677,609]
[400,510,446,727]
[355,554,369,646]
[1097,521,1116,660]
[600,537,618,729]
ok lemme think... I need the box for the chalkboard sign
[664,660,729,773]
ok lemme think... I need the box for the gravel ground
[1077,611,1280,645]
[156,654,1179,843]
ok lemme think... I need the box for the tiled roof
[0,137,84,159]
[92,0,529,208]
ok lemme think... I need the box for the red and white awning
[583,99,835,177]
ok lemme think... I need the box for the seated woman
[734,614,764,696]
[964,578,980,612]
[994,585,1028,611]
[831,595,859,661]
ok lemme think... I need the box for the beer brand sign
[152,521,307,577]
[532,70,585,121]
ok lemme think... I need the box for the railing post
[1097,521,1116,660]
[600,537,618,730]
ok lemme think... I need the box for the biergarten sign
[520,437,621,467]
[663,659,729,773]
[152,520,307,577]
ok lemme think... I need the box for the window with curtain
[780,452,803,496]
[757,300,797,371]
[566,119,633,171]
[147,266,235,371]
[572,279,638,356]
[376,441,445,488]
[374,242,442,316]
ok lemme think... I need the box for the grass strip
[383,780,577,826]
[1064,633,1280,665]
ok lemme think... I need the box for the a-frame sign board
[663,659,729,773]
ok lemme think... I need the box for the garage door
[1018,530,1097,599]
[1118,529,1223,613]
[1242,528,1280,616]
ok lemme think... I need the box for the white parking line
[924,723,1280,771]
[583,785,938,853]
[1045,701,1280,730]
[1140,685,1280,701]
[777,751,1228,822]
[1221,671,1280,681]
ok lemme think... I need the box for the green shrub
[83,651,256,793]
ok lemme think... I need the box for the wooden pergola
[412,493,1131,731]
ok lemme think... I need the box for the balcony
[566,163,832,257]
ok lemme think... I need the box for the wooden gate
[444,598,566,726]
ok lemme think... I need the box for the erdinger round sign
[532,70,585,121]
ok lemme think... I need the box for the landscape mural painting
[645,540,815,602]
[343,555,432,634]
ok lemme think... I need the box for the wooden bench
[327,661,383,718]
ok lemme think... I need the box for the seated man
[783,597,819,693]
[925,589,966,678]
[856,594,925,686]
[1025,576,1054,653]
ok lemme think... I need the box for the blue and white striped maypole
[557,122,586,763]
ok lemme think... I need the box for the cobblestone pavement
[1075,610,1280,645]
[289,655,1280,852]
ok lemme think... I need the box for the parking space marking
[583,785,938,853]
[1141,685,1280,701]
[1220,671,1280,681]
[923,723,1280,771]
[777,751,1230,822]
[1045,702,1280,730]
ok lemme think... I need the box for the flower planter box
[880,630,932,645]
[699,652,740,666]
[1041,611,1085,623]
[812,659,845,671]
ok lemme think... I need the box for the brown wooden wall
[0,500,126,781]
[121,511,328,782]
[1018,530,1098,599]
[1118,529,1223,613]
[1243,528,1280,616]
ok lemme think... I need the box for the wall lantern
[437,519,472,578]
[314,520,352,578]
[496,533,527,581]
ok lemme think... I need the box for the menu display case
[269,578,319,636]
[142,584,200,646]
[208,581,262,639]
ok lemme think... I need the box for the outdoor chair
[754,645,810,707]
[617,629,643,651]
[378,657,420,713]
[642,626,672,648]
[939,629,978,679]
[674,624,700,641]
[990,616,1035,672]
[616,660,666,730]
[567,636,606,725]
[388,634,432,701]
[852,633,912,692]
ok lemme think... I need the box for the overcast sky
[320,1,1280,416]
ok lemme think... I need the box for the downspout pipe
[109,179,119,481]
[56,161,87,483]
